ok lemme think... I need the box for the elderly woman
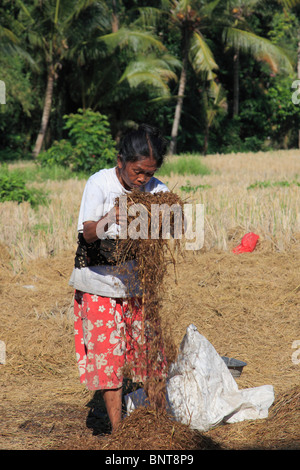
[69,124,169,432]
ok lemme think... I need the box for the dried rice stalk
[114,191,185,403]
[115,190,185,319]
[100,407,222,451]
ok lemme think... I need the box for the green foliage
[38,109,116,173]
[2,0,300,157]
[0,166,48,207]
[4,161,88,182]
[0,54,35,161]
[247,179,300,190]
[31,223,52,236]
[32,164,87,181]
[266,75,300,148]
[211,116,265,154]
[268,9,299,49]
[180,180,212,192]
[157,155,211,177]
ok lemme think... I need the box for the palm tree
[202,80,228,154]
[152,0,294,155]
[221,0,294,117]
[15,0,103,158]
[98,8,181,126]
[59,1,114,112]
[165,1,219,155]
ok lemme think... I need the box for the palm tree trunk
[32,65,55,158]
[111,0,119,33]
[169,47,188,156]
[203,126,209,155]
[202,90,209,155]
[233,48,239,117]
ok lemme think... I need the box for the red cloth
[232,232,259,254]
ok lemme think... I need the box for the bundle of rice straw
[114,190,185,403]
[115,190,184,305]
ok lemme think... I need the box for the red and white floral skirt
[74,290,167,390]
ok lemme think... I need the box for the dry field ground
[0,150,299,451]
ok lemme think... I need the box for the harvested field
[0,150,299,450]
[0,241,299,450]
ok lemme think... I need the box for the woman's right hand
[83,204,129,243]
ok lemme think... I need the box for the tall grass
[0,177,85,272]
[0,150,299,272]
[157,155,211,177]
[4,161,88,182]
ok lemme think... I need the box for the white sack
[166,324,274,432]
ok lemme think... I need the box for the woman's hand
[83,205,128,244]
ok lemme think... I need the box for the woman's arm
[83,206,122,244]
[83,220,102,244]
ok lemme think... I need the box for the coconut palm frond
[207,82,227,123]
[99,27,166,54]
[172,0,190,13]
[189,30,219,79]
[120,71,171,96]
[201,0,223,17]
[1,26,19,44]
[119,54,180,96]
[277,0,300,7]
[135,7,166,28]
[223,27,294,73]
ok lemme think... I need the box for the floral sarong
[74,290,167,390]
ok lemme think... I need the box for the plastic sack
[232,232,259,253]
[125,388,174,416]
[166,324,274,432]
[125,388,150,415]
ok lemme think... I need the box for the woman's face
[117,155,157,190]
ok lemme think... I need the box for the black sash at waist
[74,232,134,268]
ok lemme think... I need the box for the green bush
[0,168,48,208]
[38,109,116,174]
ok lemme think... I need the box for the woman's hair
[118,124,168,168]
